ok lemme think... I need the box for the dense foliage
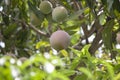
[0,0,120,80]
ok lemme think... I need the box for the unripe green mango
[52,6,68,22]
[39,1,53,14]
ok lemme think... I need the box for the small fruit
[52,6,68,22]
[116,32,120,44]
[39,1,53,14]
[30,12,41,26]
[50,30,70,51]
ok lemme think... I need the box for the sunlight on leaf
[79,67,94,80]
[36,41,50,49]
[60,50,69,57]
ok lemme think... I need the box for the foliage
[0,0,120,80]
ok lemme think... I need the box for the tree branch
[88,25,104,55]
[73,0,81,10]
[0,11,49,37]
[27,23,50,37]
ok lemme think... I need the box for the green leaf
[2,14,9,25]
[67,30,77,35]
[28,1,44,23]
[113,0,120,12]
[101,0,107,5]
[107,0,114,12]
[85,0,94,9]
[16,28,29,45]
[63,20,82,31]
[70,57,81,70]
[115,73,120,80]
[66,8,88,21]
[81,44,91,60]
[3,23,17,38]
[60,50,69,57]
[102,20,114,50]
[0,67,13,80]
[71,33,80,45]
[0,0,3,4]
[35,41,50,49]
[79,67,94,79]
[99,13,106,25]
[74,74,87,80]
[60,69,75,76]
[49,72,69,80]
[101,61,115,80]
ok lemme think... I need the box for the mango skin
[39,1,53,14]
[116,32,120,44]
[52,6,68,22]
[50,30,70,51]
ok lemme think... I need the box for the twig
[27,23,49,37]
[0,11,49,37]
[73,0,81,10]
[81,23,89,44]
[81,19,99,40]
